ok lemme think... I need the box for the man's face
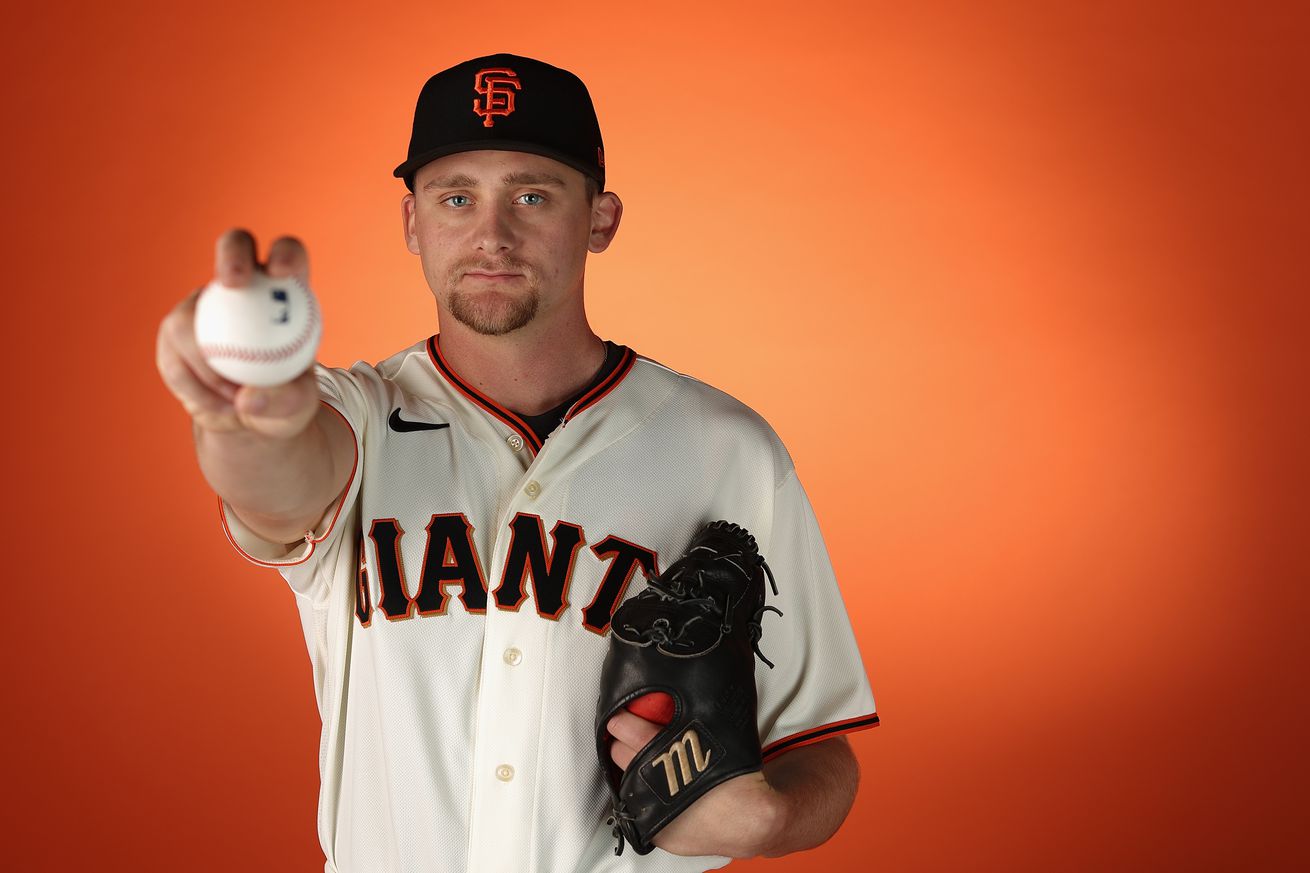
[402,150,617,337]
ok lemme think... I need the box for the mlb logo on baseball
[194,274,322,387]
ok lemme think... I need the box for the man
[156,53,877,872]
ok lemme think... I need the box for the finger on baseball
[214,227,259,289]
[162,292,242,401]
[190,357,241,403]
[158,294,240,402]
[606,709,662,752]
[265,235,310,286]
[157,345,238,419]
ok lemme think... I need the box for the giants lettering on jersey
[360,512,659,634]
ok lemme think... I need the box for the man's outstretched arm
[156,229,353,546]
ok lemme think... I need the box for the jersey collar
[425,335,637,456]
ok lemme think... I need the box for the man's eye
[443,195,471,207]
[518,192,545,205]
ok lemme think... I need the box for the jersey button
[495,764,515,782]
[507,434,524,452]
[524,480,541,499]
[503,647,523,666]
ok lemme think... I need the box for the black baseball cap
[393,53,605,193]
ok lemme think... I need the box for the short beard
[446,284,540,336]
[445,288,537,335]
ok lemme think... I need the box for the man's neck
[437,317,607,416]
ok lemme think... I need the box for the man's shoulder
[312,337,433,385]
[630,354,795,476]
[374,336,436,380]
[307,337,443,421]
[632,354,767,419]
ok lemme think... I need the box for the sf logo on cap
[473,67,521,127]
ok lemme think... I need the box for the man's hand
[606,708,785,858]
[156,228,319,439]
[606,708,860,859]
[157,228,354,546]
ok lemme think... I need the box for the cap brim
[394,141,603,191]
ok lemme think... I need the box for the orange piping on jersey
[354,534,373,627]
[761,712,881,763]
[218,400,359,568]
[563,346,637,424]
[426,335,542,454]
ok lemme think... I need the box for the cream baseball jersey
[219,336,878,873]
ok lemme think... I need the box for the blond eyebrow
[501,171,567,188]
[423,173,478,192]
[423,170,567,192]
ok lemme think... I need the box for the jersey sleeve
[217,363,369,602]
[754,469,879,761]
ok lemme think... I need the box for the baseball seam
[199,291,321,363]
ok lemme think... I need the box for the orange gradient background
[2,1,1305,870]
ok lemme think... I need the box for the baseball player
[156,54,878,872]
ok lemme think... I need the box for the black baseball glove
[595,520,781,856]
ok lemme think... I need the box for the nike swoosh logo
[388,408,451,433]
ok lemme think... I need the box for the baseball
[194,272,322,387]
[626,692,675,726]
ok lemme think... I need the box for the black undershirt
[513,340,625,445]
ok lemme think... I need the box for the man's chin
[458,317,531,337]
[447,290,539,337]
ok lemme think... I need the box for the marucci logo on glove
[639,722,725,804]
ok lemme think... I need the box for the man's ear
[588,191,623,254]
[401,193,420,255]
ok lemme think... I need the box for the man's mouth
[465,271,522,279]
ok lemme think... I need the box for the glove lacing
[607,802,637,856]
[617,545,782,665]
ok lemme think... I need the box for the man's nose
[474,202,516,253]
